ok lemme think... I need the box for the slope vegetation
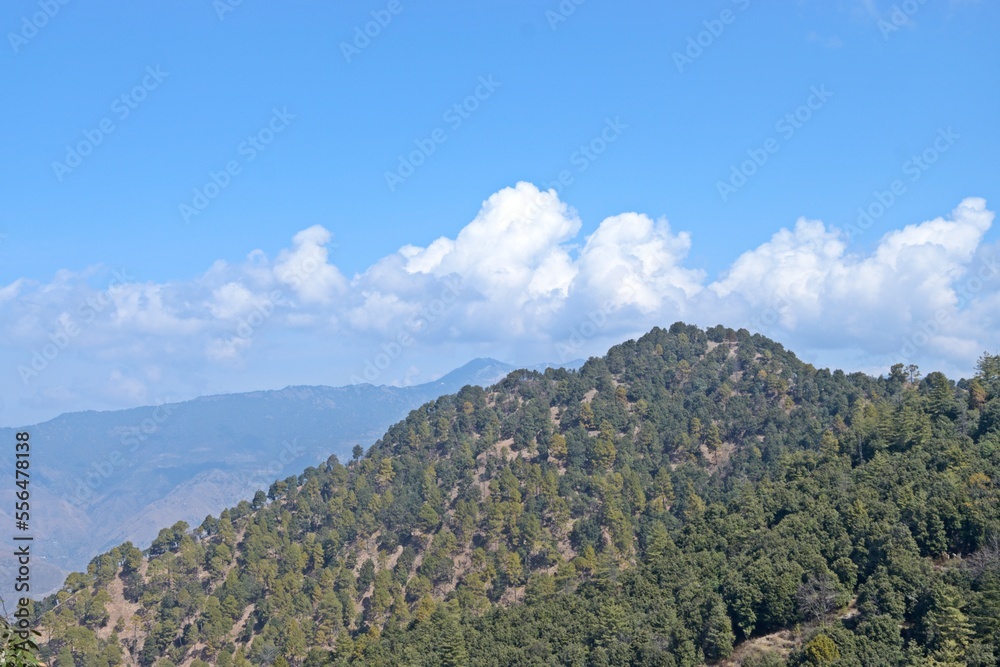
[0,357,532,603]
[37,324,1000,666]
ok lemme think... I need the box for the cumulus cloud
[576,212,704,312]
[206,283,259,319]
[0,278,25,304]
[2,184,998,425]
[273,225,348,304]
[109,283,202,335]
[708,197,995,358]
[204,335,252,365]
[376,183,702,339]
[399,183,581,312]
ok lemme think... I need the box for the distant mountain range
[0,357,581,601]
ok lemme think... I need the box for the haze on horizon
[2,1,999,426]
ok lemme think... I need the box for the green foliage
[35,324,1000,667]
[803,634,839,665]
[977,352,1000,397]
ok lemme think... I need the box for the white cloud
[345,291,417,332]
[708,198,994,350]
[107,369,147,403]
[1,187,998,425]
[577,212,704,313]
[273,224,347,304]
[401,182,580,302]
[205,335,252,365]
[0,278,26,304]
[206,282,258,319]
[109,283,203,335]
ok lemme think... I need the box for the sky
[1,0,999,426]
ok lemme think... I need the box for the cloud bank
[2,183,997,425]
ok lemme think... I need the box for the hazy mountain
[0,357,582,601]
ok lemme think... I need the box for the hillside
[0,357,573,603]
[35,324,1000,666]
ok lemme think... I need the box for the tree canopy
[36,325,1000,666]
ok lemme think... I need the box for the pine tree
[927,372,954,417]
[925,588,973,660]
[702,596,735,660]
[969,378,987,409]
[549,433,568,461]
[977,353,1000,397]
[284,620,307,663]
[376,457,395,487]
[689,417,702,442]
[592,421,617,470]
[706,421,722,451]
[649,466,675,512]
[437,611,468,667]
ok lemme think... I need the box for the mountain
[0,358,581,601]
[34,324,1000,666]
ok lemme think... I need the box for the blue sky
[1,1,999,426]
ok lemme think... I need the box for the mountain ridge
[0,357,581,602]
[33,326,1000,665]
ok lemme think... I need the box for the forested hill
[36,324,1000,666]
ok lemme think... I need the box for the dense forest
[33,324,1000,666]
